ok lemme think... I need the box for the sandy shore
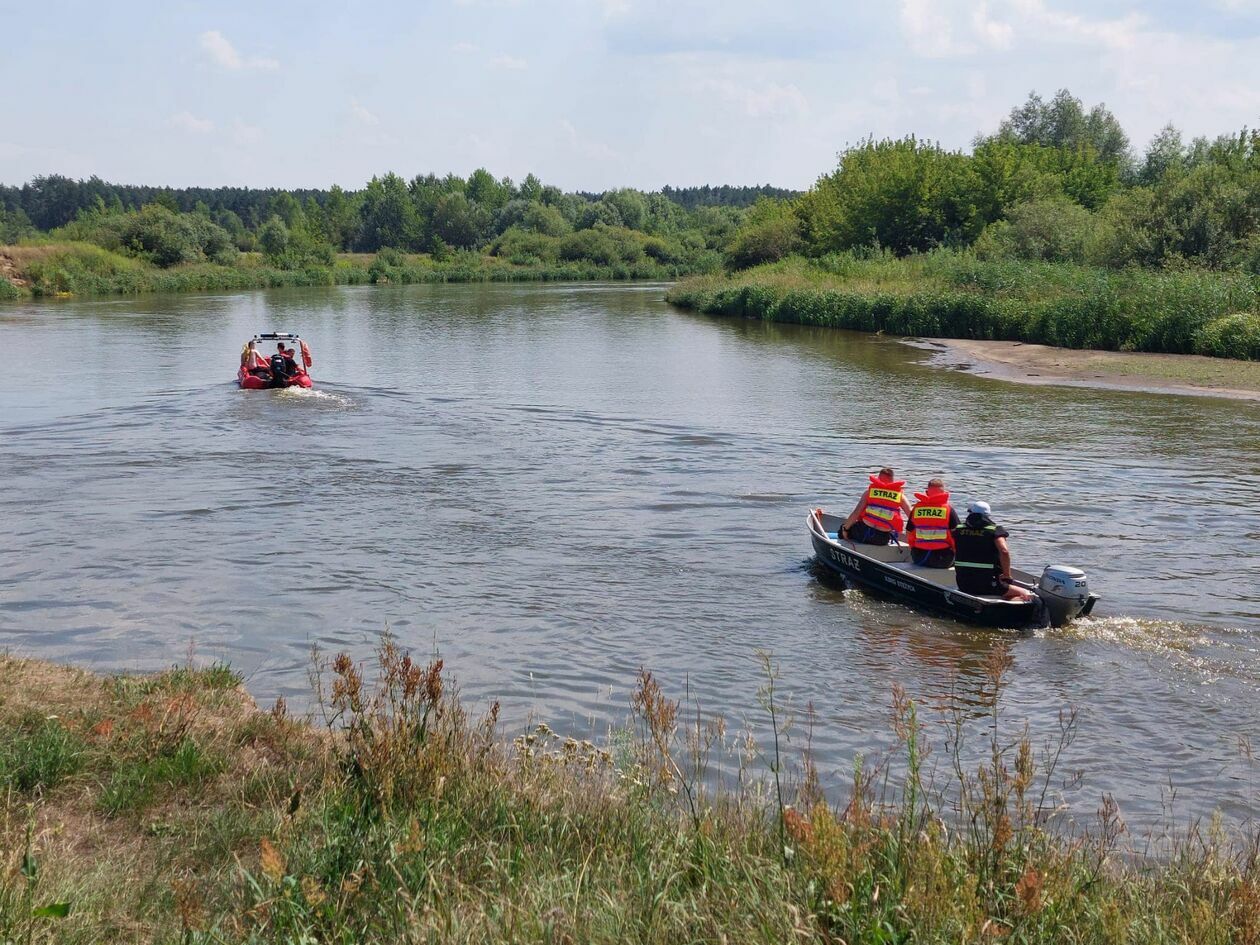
[911,338,1260,402]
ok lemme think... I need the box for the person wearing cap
[906,477,959,568]
[952,501,1033,601]
[840,466,914,546]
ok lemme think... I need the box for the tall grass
[668,251,1260,360]
[2,646,1258,943]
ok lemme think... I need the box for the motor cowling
[1037,565,1091,626]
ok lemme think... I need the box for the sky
[2,0,1260,192]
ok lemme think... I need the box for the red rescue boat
[237,332,314,390]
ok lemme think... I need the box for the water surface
[1,283,1257,830]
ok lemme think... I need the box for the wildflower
[259,838,285,883]
[301,876,327,906]
[1015,867,1043,915]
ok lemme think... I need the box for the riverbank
[3,648,1257,944]
[916,337,1260,400]
[667,252,1260,362]
[0,242,700,300]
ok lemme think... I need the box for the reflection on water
[0,281,1257,830]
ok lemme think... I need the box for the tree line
[4,89,1258,278]
[0,171,791,273]
[729,89,1260,274]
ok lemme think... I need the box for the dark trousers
[847,523,893,545]
[911,548,955,568]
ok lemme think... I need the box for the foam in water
[277,387,353,408]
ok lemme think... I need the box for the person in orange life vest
[906,478,960,568]
[840,467,913,546]
[952,500,1034,602]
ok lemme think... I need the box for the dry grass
[2,645,1258,944]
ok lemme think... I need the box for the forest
[3,88,1260,343]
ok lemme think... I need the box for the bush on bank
[668,251,1260,360]
[2,645,1259,944]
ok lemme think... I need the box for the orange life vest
[859,476,906,533]
[908,491,954,551]
[299,339,313,368]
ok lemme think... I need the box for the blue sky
[2,0,1259,191]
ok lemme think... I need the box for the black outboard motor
[269,352,289,388]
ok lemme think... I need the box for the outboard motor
[1037,565,1094,627]
[269,353,289,388]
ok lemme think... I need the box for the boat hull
[237,367,313,390]
[808,511,1043,630]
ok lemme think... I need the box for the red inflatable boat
[237,332,314,390]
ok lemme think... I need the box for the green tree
[601,189,648,231]
[357,173,422,252]
[466,168,512,211]
[258,216,291,263]
[726,198,803,269]
[798,137,980,254]
[432,192,491,249]
[996,89,1130,165]
[974,196,1097,263]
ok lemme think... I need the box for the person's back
[953,501,1033,601]
[841,467,912,546]
[907,478,957,568]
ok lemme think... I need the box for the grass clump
[668,250,1260,360]
[0,712,85,792]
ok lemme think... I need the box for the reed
[1,645,1257,944]
[667,251,1260,360]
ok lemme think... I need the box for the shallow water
[1,282,1257,830]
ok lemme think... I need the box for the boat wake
[1054,614,1258,682]
[276,387,355,408]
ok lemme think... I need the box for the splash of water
[277,387,354,408]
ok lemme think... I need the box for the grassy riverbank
[3,647,1257,944]
[0,241,695,300]
[667,252,1260,361]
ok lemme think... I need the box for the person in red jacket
[906,478,959,568]
[841,467,913,545]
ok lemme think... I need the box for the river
[1,282,1257,832]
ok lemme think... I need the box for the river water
[1,283,1257,832]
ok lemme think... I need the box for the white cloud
[491,55,528,69]
[899,0,1013,56]
[452,41,479,53]
[351,100,380,126]
[170,111,213,134]
[971,3,1013,49]
[699,77,809,119]
[199,30,280,71]
[899,0,965,56]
